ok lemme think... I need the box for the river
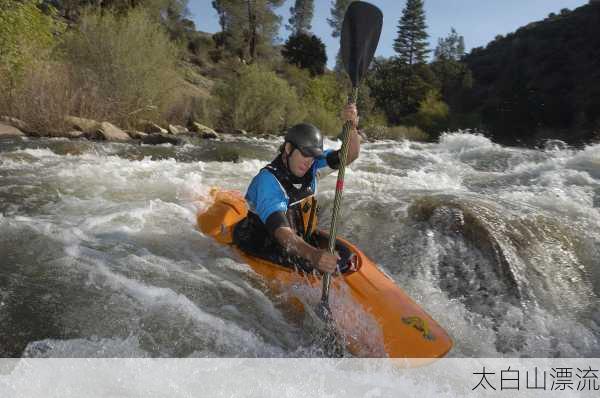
[1,133,598,358]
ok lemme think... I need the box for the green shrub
[212,63,304,134]
[0,0,61,77]
[415,90,449,132]
[61,7,179,126]
[304,106,341,137]
[278,63,312,97]
[303,74,347,117]
[300,73,347,136]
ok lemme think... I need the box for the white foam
[438,131,495,152]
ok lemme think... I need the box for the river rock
[85,122,130,142]
[0,122,25,138]
[139,121,167,135]
[0,116,33,134]
[231,129,248,135]
[64,115,100,134]
[127,130,147,139]
[141,133,181,146]
[168,124,188,135]
[64,131,86,139]
[202,131,219,139]
[191,122,217,134]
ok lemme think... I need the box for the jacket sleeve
[245,170,289,224]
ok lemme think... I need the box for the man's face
[285,143,314,177]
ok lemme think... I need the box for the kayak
[197,189,453,359]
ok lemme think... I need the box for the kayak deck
[235,235,452,358]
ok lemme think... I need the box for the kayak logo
[402,316,435,341]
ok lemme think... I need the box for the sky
[189,0,589,68]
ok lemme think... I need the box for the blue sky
[189,0,588,67]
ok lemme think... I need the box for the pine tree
[431,28,471,117]
[287,0,313,34]
[326,0,355,38]
[282,32,327,76]
[434,28,464,61]
[212,0,229,32]
[326,0,355,71]
[393,0,429,66]
[211,0,284,62]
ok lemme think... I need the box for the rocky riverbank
[0,115,254,146]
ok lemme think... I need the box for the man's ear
[284,142,293,155]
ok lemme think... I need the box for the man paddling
[233,104,360,274]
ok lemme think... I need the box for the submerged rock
[543,139,568,151]
[201,131,219,139]
[141,133,181,146]
[409,195,522,301]
[215,147,240,162]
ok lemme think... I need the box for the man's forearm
[273,227,318,263]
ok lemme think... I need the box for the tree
[281,32,327,76]
[432,27,471,103]
[0,0,62,79]
[327,0,355,70]
[211,0,284,62]
[45,0,190,28]
[367,57,436,124]
[434,28,464,62]
[326,0,354,38]
[393,0,429,66]
[287,0,313,34]
[212,0,229,32]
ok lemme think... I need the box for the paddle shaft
[320,87,359,306]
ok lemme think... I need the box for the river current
[0,133,598,358]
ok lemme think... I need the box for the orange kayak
[197,189,453,359]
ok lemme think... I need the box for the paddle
[317,1,383,326]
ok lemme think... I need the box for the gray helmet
[284,123,323,157]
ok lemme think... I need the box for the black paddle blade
[341,1,383,87]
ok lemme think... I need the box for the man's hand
[310,249,340,274]
[274,227,340,274]
[341,103,359,129]
[339,103,361,164]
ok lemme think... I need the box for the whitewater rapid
[0,133,598,358]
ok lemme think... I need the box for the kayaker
[233,104,360,274]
